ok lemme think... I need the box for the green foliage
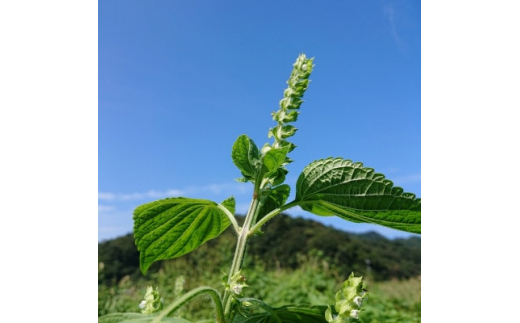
[244,250,338,307]
[133,197,233,274]
[99,215,420,285]
[233,302,328,323]
[100,53,420,322]
[257,185,291,222]
[360,277,421,323]
[232,134,261,183]
[98,252,420,322]
[98,234,142,284]
[325,273,367,322]
[294,158,421,234]
[139,286,164,315]
[245,215,420,281]
[98,313,191,323]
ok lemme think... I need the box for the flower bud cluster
[139,286,164,315]
[325,273,367,322]
[265,54,314,154]
[223,271,248,297]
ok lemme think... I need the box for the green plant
[98,54,421,323]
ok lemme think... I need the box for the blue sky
[98,0,421,242]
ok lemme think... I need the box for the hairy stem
[151,286,224,323]
[222,192,262,317]
[217,203,240,234]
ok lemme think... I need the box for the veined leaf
[232,134,261,180]
[262,148,288,172]
[294,158,420,234]
[221,196,236,214]
[270,167,288,187]
[98,313,191,323]
[257,184,290,221]
[232,304,328,323]
[133,197,233,274]
[262,148,290,186]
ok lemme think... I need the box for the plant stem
[151,286,224,323]
[222,192,262,317]
[248,200,300,236]
[217,203,241,234]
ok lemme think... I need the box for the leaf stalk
[248,200,300,236]
[217,203,241,234]
[151,286,224,323]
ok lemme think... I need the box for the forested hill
[98,214,420,283]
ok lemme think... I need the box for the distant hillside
[98,214,420,284]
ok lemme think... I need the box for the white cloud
[98,189,185,201]
[98,205,115,212]
[98,182,250,202]
[98,192,116,200]
[201,183,250,195]
[165,189,185,196]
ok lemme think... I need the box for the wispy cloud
[98,182,250,202]
[98,205,116,212]
[203,183,249,195]
[383,4,400,44]
[98,192,116,200]
[98,189,186,201]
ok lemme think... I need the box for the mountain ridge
[98,213,420,283]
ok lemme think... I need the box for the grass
[99,252,420,322]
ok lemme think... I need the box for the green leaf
[262,148,288,172]
[221,196,236,214]
[133,197,232,274]
[232,304,328,323]
[262,147,290,186]
[232,134,261,180]
[269,167,288,187]
[257,184,290,221]
[98,313,191,323]
[294,157,421,234]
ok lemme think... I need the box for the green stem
[248,200,300,236]
[222,193,263,317]
[217,203,241,234]
[151,286,224,323]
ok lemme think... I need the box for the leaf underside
[295,157,421,234]
[133,197,232,274]
[233,305,328,323]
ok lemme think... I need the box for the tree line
[98,214,420,284]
